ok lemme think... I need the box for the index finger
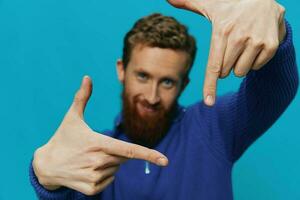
[100,135,168,166]
[203,26,227,106]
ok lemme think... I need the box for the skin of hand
[167,0,286,106]
[32,76,169,196]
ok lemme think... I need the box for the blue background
[0,0,299,199]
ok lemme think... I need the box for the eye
[162,79,174,88]
[137,72,148,82]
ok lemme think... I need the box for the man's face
[117,44,189,147]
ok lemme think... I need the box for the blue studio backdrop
[0,0,299,199]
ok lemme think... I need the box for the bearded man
[30,0,298,199]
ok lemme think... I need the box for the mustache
[133,97,162,111]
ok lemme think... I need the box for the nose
[145,82,160,105]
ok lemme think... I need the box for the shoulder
[185,92,235,119]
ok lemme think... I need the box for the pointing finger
[99,135,168,167]
[203,25,227,106]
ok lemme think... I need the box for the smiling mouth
[137,102,158,116]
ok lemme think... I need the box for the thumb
[71,75,93,118]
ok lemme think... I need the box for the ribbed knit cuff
[29,160,73,200]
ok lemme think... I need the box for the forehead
[127,45,189,78]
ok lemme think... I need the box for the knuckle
[73,91,84,103]
[85,154,106,169]
[266,42,279,55]
[145,151,154,163]
[86,156,98,167]
[88,173,100,183]
[100,156,114,168]
[220,26,231,37]
[85,185,98,196]
[207,64,222,74]
[232,36,247,47]
[125,148,135,159]
[204,85,216,94]
[250,39,264,49]
[234,68,246,77]
[218,22,233,37]
[94,159,106,169]
[95,172,104,182]
[86,156,95,165]
[85,170,98,183]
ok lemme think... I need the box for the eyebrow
[134,69,150,77]
[134,68,179,83]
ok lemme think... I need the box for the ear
[116,59,125,84]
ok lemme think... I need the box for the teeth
[143,105,155,112]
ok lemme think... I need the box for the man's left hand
[167,0,286,106]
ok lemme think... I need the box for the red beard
[121,89,176,148]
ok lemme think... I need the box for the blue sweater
[30,20,298,200]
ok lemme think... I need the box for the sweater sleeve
[29,160,101,200]
[194,19,298,163]
[229,20,298,162]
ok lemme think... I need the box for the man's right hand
[32,76,169,196]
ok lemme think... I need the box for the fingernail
[84,75,89,81]
[205,95,214,106]
[157,157,168,166]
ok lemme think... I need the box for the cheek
[160,90,179,109]
[124,80,143,102]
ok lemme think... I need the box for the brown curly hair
[122,13,197,77]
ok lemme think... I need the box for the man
[30,0,298,199]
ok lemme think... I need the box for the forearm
[231,20,298,160]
